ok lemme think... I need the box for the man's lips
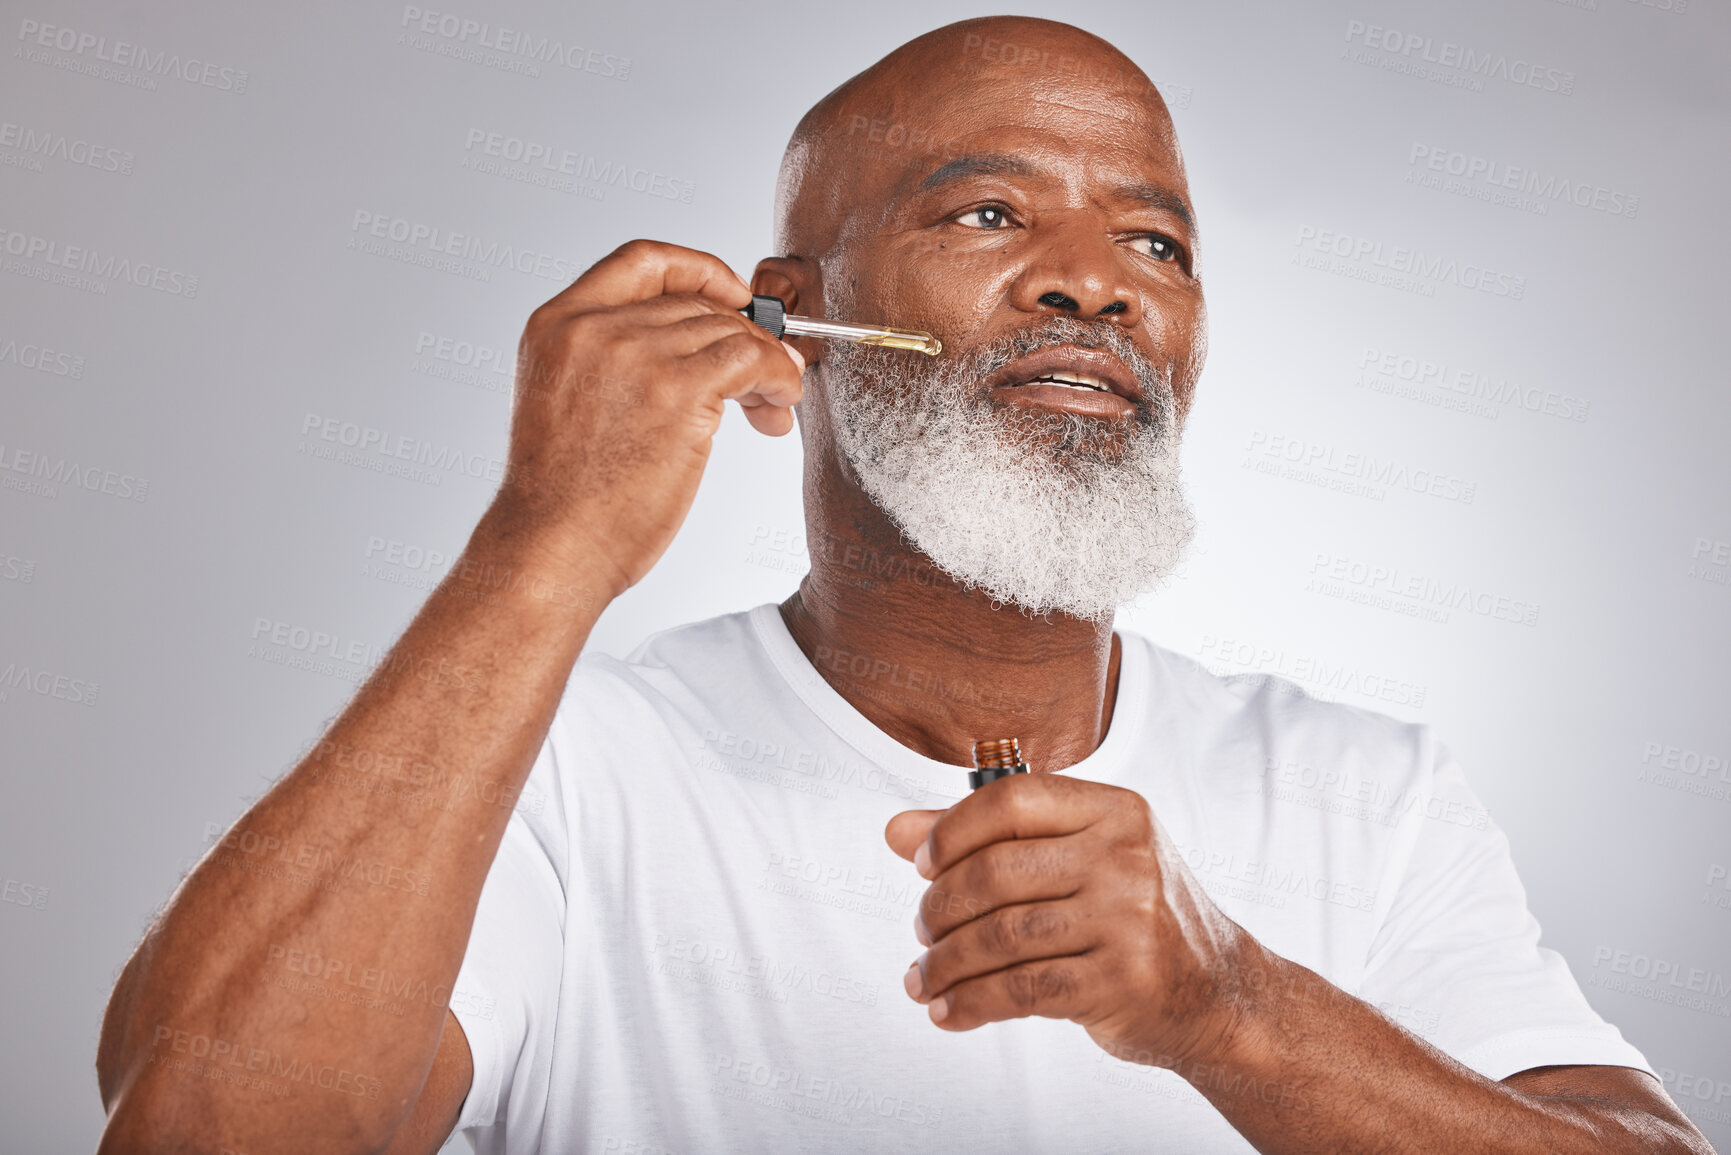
[983,345,1143,418]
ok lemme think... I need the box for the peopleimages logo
[0,224,199,297]
[1657,1069,1729,1131]
[348,210,579,283]
[1195,634,1428,709]
[1175,844,1378,912]
[397,7,630,80]
[0,336,85,379]
[1243,429,1478,505]
[1407,144,1638,219]
[1295,226,1525,300]
[15,18,249,93]
[0,659,100,706]
[0,443,149,502]
[1342,19,1575,96]
[1307,552,1541,628]
[1636,740,1731,805]
[1588,946,1731,1013]
[1354,346,1590,423]
[0,118,134,175]
[1689,537,1729,588]
[299,412,509,487]
[361,534,454,595]
[462,129,695,204]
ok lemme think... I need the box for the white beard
[821,316,1195,623]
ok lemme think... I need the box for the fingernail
[929,996,950,1023]
[914,919,932,948]
[914,842,932,878]
[783,341,805,372]
[903,963,924,1000]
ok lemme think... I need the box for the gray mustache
[960,318,1171,424]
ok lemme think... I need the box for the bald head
[774,17,1184,261]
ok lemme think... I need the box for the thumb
[884,809,945,864]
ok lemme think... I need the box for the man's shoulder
[1120,627,1434,769]
[616,604,765,668]
[559,603,773,708]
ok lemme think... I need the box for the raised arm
[94,240,805,1154]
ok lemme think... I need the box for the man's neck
[778,477,1121,773]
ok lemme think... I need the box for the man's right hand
[94,239,799,1155]
[494,239,806,598]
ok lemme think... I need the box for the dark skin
[92,15,1711,1154]
[764,36,1201,770]
[760,17,1710,1155]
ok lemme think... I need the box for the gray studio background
[3,0,1728,1149]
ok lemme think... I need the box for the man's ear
[751,256,823,367]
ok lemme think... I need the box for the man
[94,16,1712,1155]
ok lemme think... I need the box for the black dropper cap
[742,294,787,339]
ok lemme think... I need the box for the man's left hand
[885,773,1253,1068]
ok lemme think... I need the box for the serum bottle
[970,738,1030,790]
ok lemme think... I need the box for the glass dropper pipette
[742,295,942,357]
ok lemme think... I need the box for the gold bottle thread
[972,738,1023,771]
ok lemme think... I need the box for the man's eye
[956,206,1010,229]
[1134,234,1179,262]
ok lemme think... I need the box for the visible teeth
[1030,372,1109,391]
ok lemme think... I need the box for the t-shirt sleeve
[447,734,569,1143]
[1353,738,1653,1081]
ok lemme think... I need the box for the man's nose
[1007,223,1143,326]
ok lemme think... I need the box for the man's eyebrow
[1115,182,1197,235]
[918,153,1039,192]
[916,156,1197,235]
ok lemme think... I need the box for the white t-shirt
[449,605,1649,1154]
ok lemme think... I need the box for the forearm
[1187,940,1706,1155]
[97,506,617,1152]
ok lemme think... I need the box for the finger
[885,810,945,864]
[738,400,796,437]
[910,898,1097,1007]
[681,333,805,409]
[553,239,752,314]
[604,291,749,329]
[545,302,800,400]
[736,385,803,436]
[915,835,1081,945]
[664,306,802,372]
[653,311,765,358]
[921,953,1099,1032]
[919,773,1117,881]
[653,311,805,380]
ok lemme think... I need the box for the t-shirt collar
[746,603,1147,798]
